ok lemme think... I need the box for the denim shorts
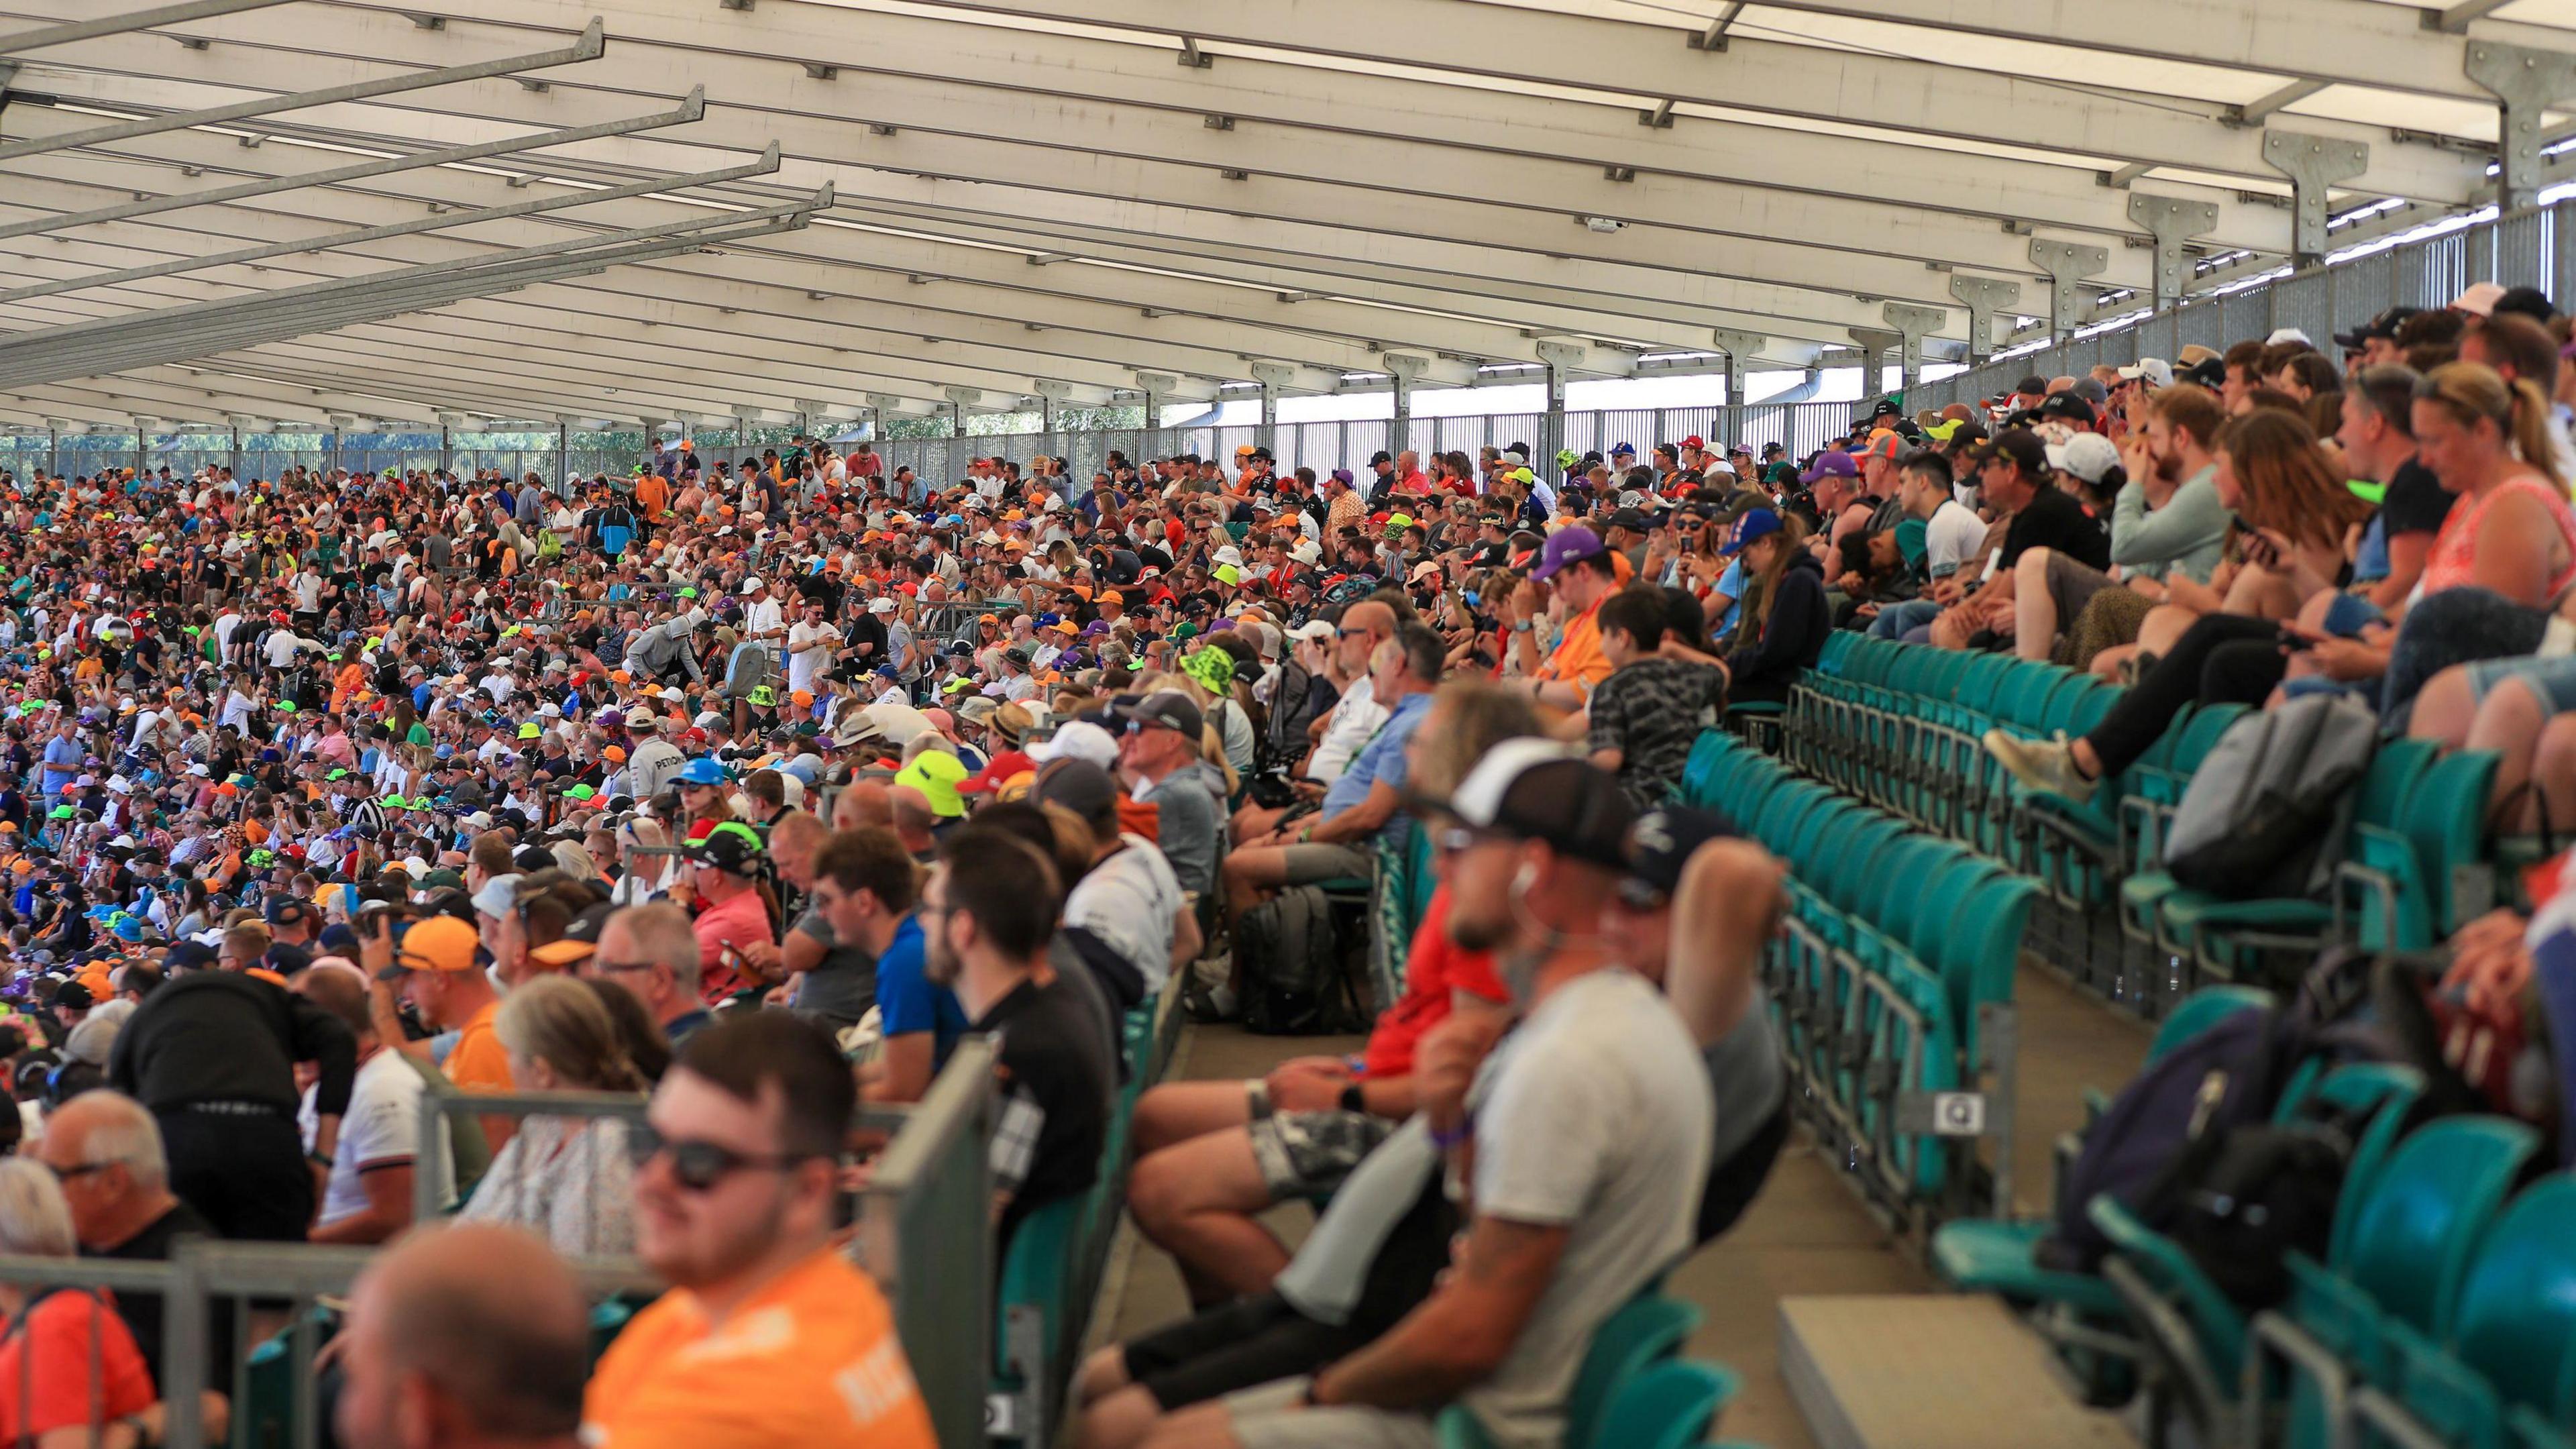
[2466,653,2576,714]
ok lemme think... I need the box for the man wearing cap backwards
[1157,742,1711,1449]
[107,928,359,1240]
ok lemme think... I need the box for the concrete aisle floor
[1093,956,2151,1448]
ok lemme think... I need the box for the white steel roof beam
[920,0,2490,203]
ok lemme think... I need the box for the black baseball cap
[1968,427,2049,478]
[1032,758,1120,819]
[680,822,765,876]
[2034,393,2097,428]
[1617,806,1737,908]
[264,896,314,929]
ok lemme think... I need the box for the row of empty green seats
[1680,731,2032,1223]
[1781,635,2500,1019]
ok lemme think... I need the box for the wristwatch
[1339,1082,1366,1115]
[1511,620,1534,635]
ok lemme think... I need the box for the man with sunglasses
[585,1012,936,1449]
[588,902,714,1049]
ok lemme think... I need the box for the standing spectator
[923,825,1113,1256]
[586,1012,936,1449]
[292,963,445,1244]
[104,946,356,1240]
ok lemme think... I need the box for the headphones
[1512,861,1538,897]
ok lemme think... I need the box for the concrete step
[1780,1295,2135,1449]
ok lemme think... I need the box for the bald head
[834,780,893,832]
[337,1224,588,1449]
[889,786,934,839]
[1340,600,1395,639]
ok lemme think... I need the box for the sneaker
[1982,728,2096,804]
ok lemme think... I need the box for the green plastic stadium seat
[2449,1174,2576,1421]
[1592,1361,1739,1449]
[1434,1294,1703,1449]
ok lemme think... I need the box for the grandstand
[6,2,2576,1449]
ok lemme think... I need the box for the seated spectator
[460,975,645,1257]
[807,827,964,1105]
[1220,624,1440,928]
[0,1159,183,1448]
[1132,743,1711,1449]
[1864,451,1988,641]
[922,824,1112,1256]
[290,961,450,1244]
[1929,429,2112,651]
[1122,682,1532,1314]
[335,1223,587,1449]
[2012,383,2230,668]
[587,1012,936,1448]
[1036,759,1197,1008]
[1587,586,1729,810]
[584,903,714,1050]
[672,823,776,1004]
[1513,528,1623,712]
[1718,509,1829,705]
[1117,691,1228,901]
[38,1091,228,1392]
[759,811,873,1030]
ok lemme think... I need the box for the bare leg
[1131,1079,1255,1157]
[1126,1129,1291,1309]
[1079,1385,1167,1449]
[1137,1402,1242,1449]
[2012,549,2059,663]
[2409,665,2482,751]
[2134,603,2202,661]
[2528,712,2576,838]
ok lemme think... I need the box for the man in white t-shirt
[785,598,840,697]
[1035,760,1197,1005]
[296,963,453,1244]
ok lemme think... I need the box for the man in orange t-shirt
[1521,524,1623,711]
[586,1010,934,1449]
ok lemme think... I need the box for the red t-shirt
[1361,886,1507,1078]
[0,1291,153,1440]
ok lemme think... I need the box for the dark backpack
[2163,693,2377,900]
[1236,885,1367,1036]
[2041,953,2387,1280]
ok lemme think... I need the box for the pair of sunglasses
[625,1122,820,1192]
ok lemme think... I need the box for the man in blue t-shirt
[1220,623,1441,922]
[813,826,965,1105]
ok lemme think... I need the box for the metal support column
[1534,341,1585,480]
[2030,239,2112,341]
[2466,42,2576,213]
[1248,363,1295,453]
[2261,130,2371,268]
[1134,372,1174,461]
[328,419,344,476]
[555,421,570,489]
[2129,195,2222,313]
[46,425,58,478]
[438,424,453,476]
[1383,353,1428,462]
[1881,304,1945,399]
[1711,329,1764,446]
[131,418,150,480]
[1948,276,2023,366]
[1847,327,1898,404]
[1032,380,1074,445]
[226,424,241,479]
[943,386,980,441]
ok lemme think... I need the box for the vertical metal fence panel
[2494,211,2545,290]
[1431,415,1481,458]
[2271,272,2333,350]
[1560,410,1601,462]
[2220,290,2269,347]
[1342,419,1389,475]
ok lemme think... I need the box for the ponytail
[2507,376,2564,492]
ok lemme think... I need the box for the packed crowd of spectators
[0,274,2573,1447]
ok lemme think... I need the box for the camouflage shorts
[1242,1081,1394,1199]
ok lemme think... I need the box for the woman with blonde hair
[460,974,646,1256]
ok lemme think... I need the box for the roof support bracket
[2261,129,2372,264]
[2127,193,2222,311]
[1880,303,1945,396]
[2465,40,2576,211]
[1846,326,1898,401]
[1948,275,2024,364]
[2225,78,2326,129]
[1687,1,1744,52]
[1639,98,1674,129]
[1177,36,1211,68]
[0,0,292,55]
[2029,239,2110,341]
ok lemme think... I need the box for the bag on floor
[2162,693,2378,900]
[1238,885,1366,1036]
[2039,951,2388,1279]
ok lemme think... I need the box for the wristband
[1339,1082,1366,1116]
[307,1152,334,1169]
[1428,1119,1470,1151]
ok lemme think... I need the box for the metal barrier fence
[0,1045,996,1449]
[1917,197,2576,411]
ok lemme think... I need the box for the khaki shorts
[1279,841,1373,885]
[1226,1378,1440,1449]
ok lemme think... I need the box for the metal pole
[0,0,294,55]
[0,146,786,309]
[0,19,605,164]
[227,425,241,479]
[44,425,56,478]
[439,425,451,475]
[0,89,706,248]
[557,421,570,490]
[329,424,341,476]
